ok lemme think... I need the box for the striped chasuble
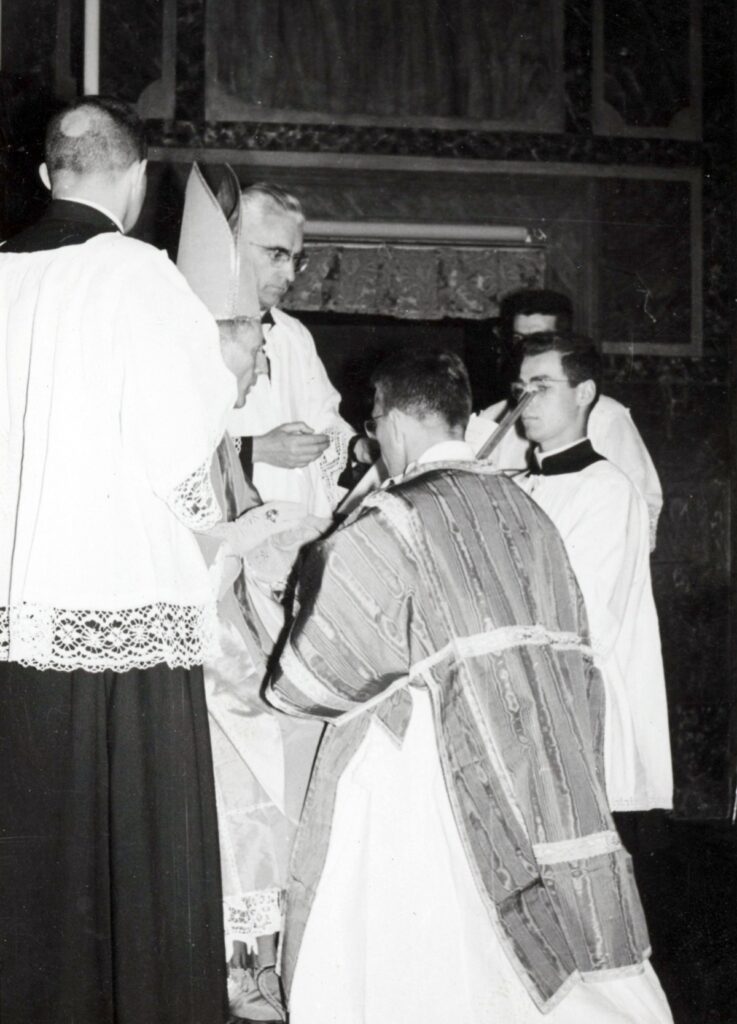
[268,462,651,1010]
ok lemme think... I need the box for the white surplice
[466,395,663,548]
[227,308,354,517]
[0,233,235,672]
[517,446,673,811]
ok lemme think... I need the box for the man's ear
[575,379,596,408]
[386,407,402,441]
[38,163,51,192]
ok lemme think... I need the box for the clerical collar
[529,438,605,476]
[417,439,475,466]
[59,196,124,233]
[383,440,475,490]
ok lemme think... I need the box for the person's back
[269,348,672,1024]
[1,234,231,667]
[0,97,236,1024]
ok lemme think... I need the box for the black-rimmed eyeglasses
[363,414,387,438]
[510,377,571,402]
[247,241,309,274]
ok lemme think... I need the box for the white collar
[537,436,587,463]
[381,440,476,490]
[62,197,125,234]
[417,439,476,465]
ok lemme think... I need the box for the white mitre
[177,161,260,320]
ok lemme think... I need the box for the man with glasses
[227,183,372,517]
[514,332,672,823]
[267,346,672,1024]
[466,289,662,548]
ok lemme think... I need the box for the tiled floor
[624,814,737,1024]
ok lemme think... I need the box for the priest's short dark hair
[371,347,472,430]
[520,331,602,401]
[45,97,147,181]
[501,288,574,331]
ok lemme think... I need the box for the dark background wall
[1,0,735,818]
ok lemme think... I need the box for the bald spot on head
[45,97,147,184]
[60,108,94,138]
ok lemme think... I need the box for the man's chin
[521,422,541,443]
[262,288,287,307]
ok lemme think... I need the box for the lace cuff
[166,460,221,530]
[317,429,354,509]
[224,887,284,952]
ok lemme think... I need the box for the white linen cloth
[517,454,673,811]
[227,308,354,517]
[289,689,673,1024]
[466,395,663,548]
[197,443,324,959]
[0,234,235,671]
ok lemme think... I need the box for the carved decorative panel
[593,0,701,139]
[205,0,564,131]
[281,243,545,320]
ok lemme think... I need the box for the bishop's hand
[253,422,330,468]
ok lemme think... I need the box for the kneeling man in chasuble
[267,348,674,1024]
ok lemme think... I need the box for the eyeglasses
[364,414,387,438]
[510,377,571,402]
[247,241,309,274]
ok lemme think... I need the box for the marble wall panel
[670,703,733,819]
[595,177,696,353]
[99,0,162,104]
[563,0,593,133]
[175,0,205,120]
[593,0,700,139]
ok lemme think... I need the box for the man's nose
[281,259,297,285]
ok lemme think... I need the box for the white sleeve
[295,321,354,441]
[119,251,236,513]
[558,474,647,663]
[284,320,355,493]
[588,398,662,549]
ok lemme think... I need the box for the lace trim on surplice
[317,429,353,510]
[0,600,218,673]
[224,887,284,951]
[166,460,221,530]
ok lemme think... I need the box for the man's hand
[253,422,330,468]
